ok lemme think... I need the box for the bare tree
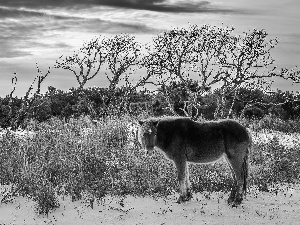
[10,64,51,129]
[279,66,300,83]
[192,25,233,89]
[214,29,279,117]
[9,73,17,99]
[141,26,202,116]
[142,25,234,118]
[219,29,278,88]
[103,34,142,92]
[142,25,233,89]
[190,25,233,118]
[142,25,292,119]
[143,25,199,85]
[55,37,107,89]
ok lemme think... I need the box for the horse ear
[138,120,144,126]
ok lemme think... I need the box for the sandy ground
[1,185,300,225]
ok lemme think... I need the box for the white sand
[1,185,300,225]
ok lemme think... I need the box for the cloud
[0,17,40,58]
[0,0,241,59]
[0,6,84,21]
[0,6,157,59]
[94,0,231,13]
[0,0,238,13]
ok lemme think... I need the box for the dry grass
[1,115,300,214]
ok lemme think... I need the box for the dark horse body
[138,117,251,206]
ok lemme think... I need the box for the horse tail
[242,129,252,196]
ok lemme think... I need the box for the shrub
[250,134,300,190]
[243,106,264,119]
[1,115,300,213]
[250,115,300,133]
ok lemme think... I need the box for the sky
[0,0,299,97]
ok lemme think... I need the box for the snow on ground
[1,185,300,225]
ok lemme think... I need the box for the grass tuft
[1,115,300,213]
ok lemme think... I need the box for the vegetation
[0,24,300,214]
[1,116,300,214]
[1,86,300,129]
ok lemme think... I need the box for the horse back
[154,118,250,162]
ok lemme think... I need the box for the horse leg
[226,154,245,206]
[174,159,190,203]
[226,161,238,205]
[185,163,192,200]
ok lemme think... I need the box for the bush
[249,115,300,133]
[250,134,300,191]
[1,115,300,213]
[18,175,60,215]
[244,106,264,119]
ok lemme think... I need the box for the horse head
[138,119,159,155]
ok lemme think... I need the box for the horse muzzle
[144,146,154,156]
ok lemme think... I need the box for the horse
[138,117,252,206]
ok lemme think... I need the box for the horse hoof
[227,197,234,205]
[177,196,184,204]
[230,200,242,208]
[186,192,193,201]
[230,202,238,208]
[227,198,243,207]
[176,197,183,204]
[177,194,192,204]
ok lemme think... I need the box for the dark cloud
[94,0,233,13]
[0,0,241,59]
[0,0,238,13]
